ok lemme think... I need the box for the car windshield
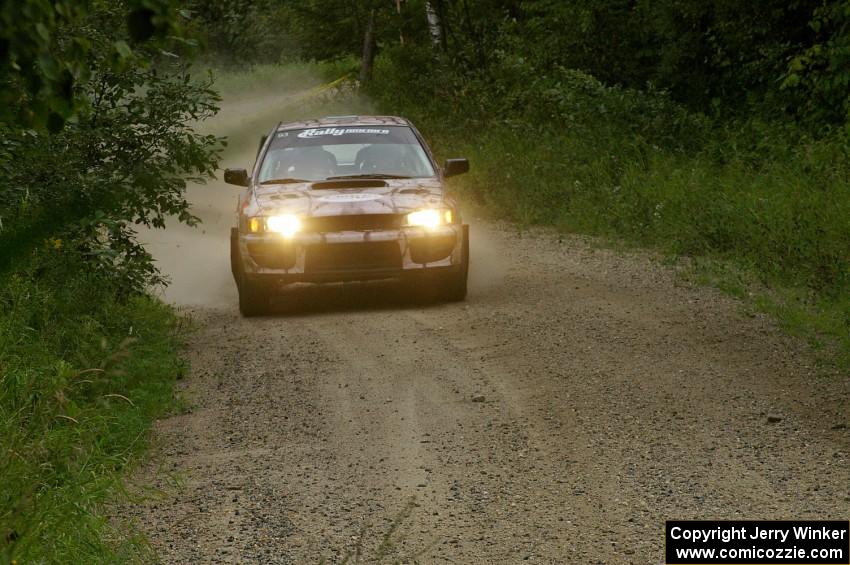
[258,125,436,183]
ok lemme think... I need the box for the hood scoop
[311,179,388,190]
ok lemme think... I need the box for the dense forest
[193,0,850,126]
[1,0,849,561]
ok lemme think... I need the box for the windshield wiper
[325,173,412,180]
[259,178,311,185]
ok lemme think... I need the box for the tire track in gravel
[122,89,850,564]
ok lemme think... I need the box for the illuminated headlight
[406,209,453,229]
[266,214,301,237]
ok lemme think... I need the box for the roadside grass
[0,249,188,563]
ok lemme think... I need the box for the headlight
[266,214,301,237]
[406,209,453,229]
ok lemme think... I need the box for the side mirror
[224,168,250,187]
[443,158,469,178]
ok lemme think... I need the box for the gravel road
[125,90,850,564]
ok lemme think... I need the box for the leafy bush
[782,1,850,126]
[0,1,223,293]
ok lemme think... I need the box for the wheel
[233,229,270,316]
[440,225,469,302]
[238,274,270,317]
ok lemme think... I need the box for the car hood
[248,178,447,217]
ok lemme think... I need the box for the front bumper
[235,224,466,284]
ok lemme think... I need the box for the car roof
[276,115,412,131]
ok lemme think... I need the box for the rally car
[225,115,470,316]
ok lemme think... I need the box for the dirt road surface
[125,88,850,564]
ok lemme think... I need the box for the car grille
[305,241,402,273]
[303,214,402,232]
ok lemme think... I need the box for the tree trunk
[425,1,444,51]
[360,9,376,85]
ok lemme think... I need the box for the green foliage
[0,0,192,129]
[0,0,223,294]
[519,0,819,114]
[0,250,186,562]
[387,45,706,147]
[278,0,371,61]
[782,1,850,125]
[187,0,373,64]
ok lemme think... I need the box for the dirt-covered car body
[226,116,469,315]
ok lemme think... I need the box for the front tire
[233,228,270,316]
[238,275,270,317]
[440,225,469,302]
